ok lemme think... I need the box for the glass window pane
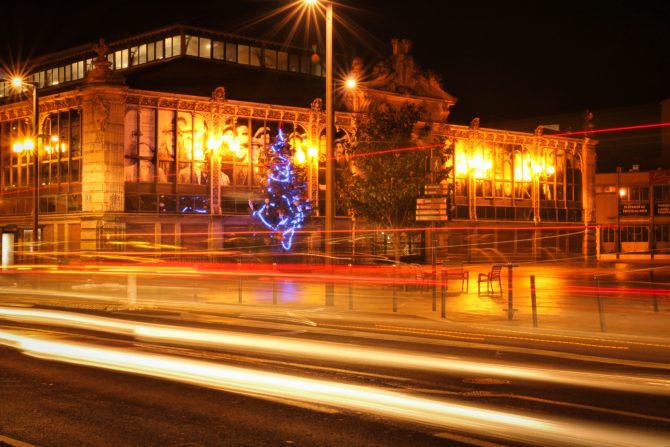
[164,37,173,58]
[139,160,154,182]
[199,37,211,58]
[115,51,122,69]
[130,46,138,66]
[158,110,175,160]
[250,46,261,66]
[121,50,128,68]
[225,42,237,62]
[172,35,181,55]
[65,65,71,82]
[124,109,139,156]
[264,49,276,69]
[186,35,198,56]
[139,109,155,158]
[277,51,288,70]
[237,44,249,64]
[147,43,155,62]
[213,41,223,59]
[139,44,147,64]
[156,40,164,59]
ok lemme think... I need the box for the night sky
[2,0,668,170]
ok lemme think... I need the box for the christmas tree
[251,128,311,250]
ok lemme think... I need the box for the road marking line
[318,323,628,350]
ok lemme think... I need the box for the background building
[596,168,670,258]
[0,25,597,264]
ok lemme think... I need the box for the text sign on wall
[619,203,649,216]
[655,202,670,215]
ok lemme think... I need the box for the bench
[478,264,503,296]
[445,265,469,293]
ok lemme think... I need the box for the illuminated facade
[344,40,597,262]
[596,168,670,258]
[0,26,596,263]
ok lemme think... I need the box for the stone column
[582,138,598,259]
[80,84,127,253]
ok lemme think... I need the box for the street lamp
[9,76,40,252]
[303,0,334,265]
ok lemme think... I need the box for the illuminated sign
[655,202,670,215]
[619,203,649,216]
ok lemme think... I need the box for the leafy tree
[340,103,434,263]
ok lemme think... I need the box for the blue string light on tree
[250,128,311,250]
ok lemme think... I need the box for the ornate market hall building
[0,25,597,264]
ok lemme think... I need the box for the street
[1,261,669,446]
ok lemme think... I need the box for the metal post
[348,263,353,310]
[324,2,335,307]
[431,252,437,311]
[272,262,278,304]
[649,270,659,313]
[392,264,397,312]
[616,167,622,259]
[32,85,39,254]
[507,263,514,321]
[127,274,137,309]
[441,262,446,319]
[237,261,243,304]
[530,275,538,327]
[595,274,606,332]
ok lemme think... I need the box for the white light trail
[0,307,668,396]
[0,329,667,447]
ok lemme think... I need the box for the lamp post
[10,77,40,251]
[303,0,334,261]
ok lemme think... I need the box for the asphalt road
[1,265,669,446]
[2,305,670,447]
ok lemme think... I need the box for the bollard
[595,274,606,332]
[441,262,446,319]
[272,262,278,305]
[432,262,437,312]
[127,274,137,309]
[649,270,659,313]
[530,275,538,328]
[392,264,398,312]
[507,264,514,321]
[237,262,243,304]
[348,264,353,310]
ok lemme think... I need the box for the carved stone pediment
[345,38,456,122]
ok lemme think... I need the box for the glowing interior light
[206,136,219,151]
[229,139,240,155]
[12,142,24,153]
[307,146,318,157]
[295,148,306,164]
[532,164,542,174]
[619,188,627,197]
[23,139,35,151]
[193,145,205,160]
[60,143,67,153]
[345,78,357,89]
[51,135,59,143]
[304,0,318,5]
[546,166,555,175]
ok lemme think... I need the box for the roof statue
[582,109,595,137]
[86,37,123,85]
[366,38,455,102]
[346,39,456,122]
